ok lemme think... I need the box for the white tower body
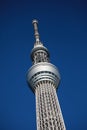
[27,20,66,130]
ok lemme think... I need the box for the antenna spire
[32,19,40,44]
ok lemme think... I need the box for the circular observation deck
[26,62,60,92]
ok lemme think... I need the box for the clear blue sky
[0,0,87,130]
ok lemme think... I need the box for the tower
[27,20,66,130]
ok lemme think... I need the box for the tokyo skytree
[26,20,66,130]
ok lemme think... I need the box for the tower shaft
[35,81,66,130]
[27,20,66,130]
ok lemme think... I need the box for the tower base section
[35,81,66,130]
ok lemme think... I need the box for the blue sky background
[0,0,87,130]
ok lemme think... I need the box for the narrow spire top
[32,19,40,44]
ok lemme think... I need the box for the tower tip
[32,19,43,46]
[32,19,40,43]
[32,19,38,25]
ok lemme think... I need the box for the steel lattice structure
[27,20,66,130]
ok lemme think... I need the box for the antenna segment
[32,19,40,43]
